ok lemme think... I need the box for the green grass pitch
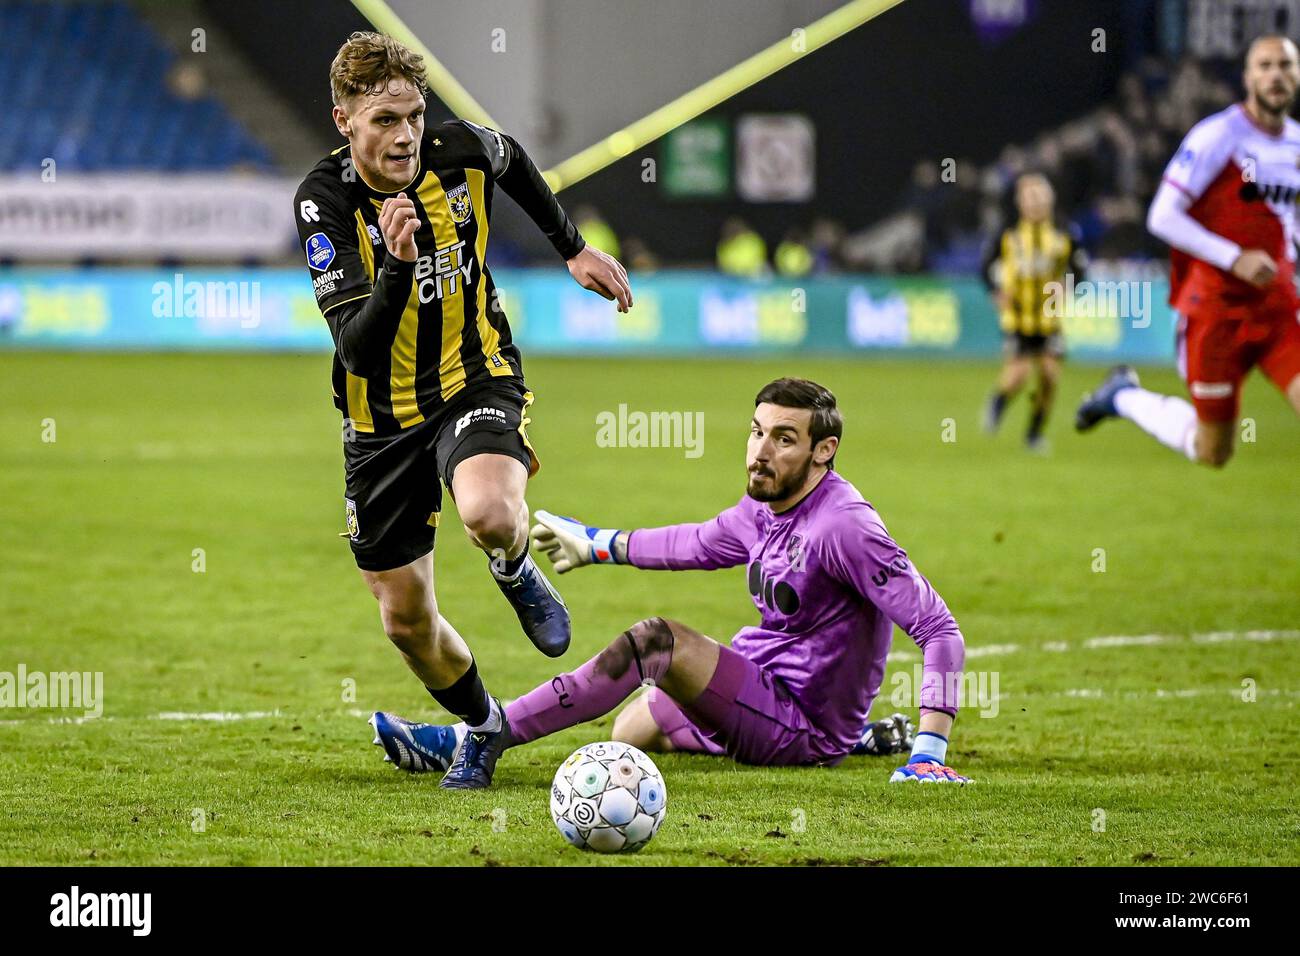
[1,351,1297,866]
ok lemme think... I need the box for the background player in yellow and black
[980,171,1087,452]
[292,32,632,789]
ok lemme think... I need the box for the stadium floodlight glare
[542,0,909,192]
[350,0,908,193]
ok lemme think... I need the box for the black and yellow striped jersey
[293,120,584,435]
[982,219,1087,336]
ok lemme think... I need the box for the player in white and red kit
[1076,35,1300,465]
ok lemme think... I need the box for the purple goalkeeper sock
[506,618,674,745]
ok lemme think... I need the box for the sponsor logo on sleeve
[466,121,506,161]
[870,555,911,587]
[312,268,345,299]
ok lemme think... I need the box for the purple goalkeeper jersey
[626,470,965,755]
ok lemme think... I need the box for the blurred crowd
[839,56,1240,274]
[575,56,1241,279]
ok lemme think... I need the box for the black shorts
[1003,332,1065,358]
[340,380,540,572]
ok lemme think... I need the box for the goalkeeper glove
[889,729,971,784]
[850,712,915,756]
[530,510,625,574]
[889,761,971,784]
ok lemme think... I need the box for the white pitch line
[1084,634,1168,648]
[0,710,283,727]
[153,710,282,722]
[995,687,1299,701]
[965,643,1022,659]
[1194,632,1242,643]
[4,632,1297,724]
[886,629,1300,663]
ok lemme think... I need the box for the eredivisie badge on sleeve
[305,232,337,271]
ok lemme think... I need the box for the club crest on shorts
[446,181,473,224]
[344,498,359,540]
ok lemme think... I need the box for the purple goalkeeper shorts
[646,644,845,767]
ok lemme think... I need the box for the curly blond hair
[329,31,428,107]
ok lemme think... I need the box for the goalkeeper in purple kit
[371,378,971,786]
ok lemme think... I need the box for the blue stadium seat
[3,0,274,172]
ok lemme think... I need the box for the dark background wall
[205,0,1143,262]
[199,0,373,150]
[561,0,1137,261]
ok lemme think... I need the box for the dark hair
[754,377,843,468]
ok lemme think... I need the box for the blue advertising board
[0,267,1178,364]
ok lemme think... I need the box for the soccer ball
[550,741,667,853]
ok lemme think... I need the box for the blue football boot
[492,553,571,658]
[370,711,461,773]
[1075,365,1140,432]
[439,701,512,790]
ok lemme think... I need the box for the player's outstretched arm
[531,499,757,574]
